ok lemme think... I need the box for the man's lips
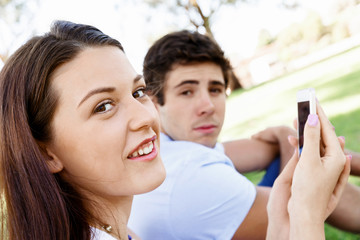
[193,124,217,134]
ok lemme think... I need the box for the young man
[128,30,360,239]
[128,30,292,239]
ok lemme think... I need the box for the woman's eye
[94,101,114,114]
[133,88,146,99]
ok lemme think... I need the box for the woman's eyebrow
[134,74,143,83]
[78,87,115,108]
[78,74,142,108]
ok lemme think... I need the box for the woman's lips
[128,136,158,162]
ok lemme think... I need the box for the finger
[293,117,298,130]
[288,135,298,148]
[274,149,298,183]
[316,103,341,153]
[320,140,325,157]
[301,114,321,159]
[251,130,264,140]
[331,157,351,206]
[251,132,264,141]
[338,136,345,152]
[319,131,344,158]
[251,133,259,140]
[324,157,350,219]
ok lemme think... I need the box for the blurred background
[2,0,360,80]
[1,0,360,238]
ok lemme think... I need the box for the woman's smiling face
[45,46,165,199]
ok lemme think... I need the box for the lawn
[220,45,360,239]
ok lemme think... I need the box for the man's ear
[39,144,64,173]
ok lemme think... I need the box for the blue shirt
[128,133,257,239]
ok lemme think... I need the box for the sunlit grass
[221,45,360,239]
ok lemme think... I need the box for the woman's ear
[39,143,64,173]
[45,150,64,173]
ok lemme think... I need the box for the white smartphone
[297,88,317,155]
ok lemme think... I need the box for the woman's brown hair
[0,20,123,240]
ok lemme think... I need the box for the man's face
[155,62,226,148]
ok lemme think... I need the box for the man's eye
[210,88,223,93]
[94,101,114,114]
[133,88,146,98]
[181,90,192,96]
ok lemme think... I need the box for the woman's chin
[136,161,166,195]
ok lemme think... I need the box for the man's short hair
[143,30,232,105]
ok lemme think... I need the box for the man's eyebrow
[209,80,225,87]
[174,80,199,88]
[78,87,115,108]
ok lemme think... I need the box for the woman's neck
[88,194,134,240]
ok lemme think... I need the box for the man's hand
[252,126,295,145]
[252,126,296,171]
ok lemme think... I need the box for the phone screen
[298,100,310,150]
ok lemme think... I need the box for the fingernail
[307,114,318,127]
[346,154,352,161]
[339,136,345,142]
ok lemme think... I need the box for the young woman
[0,20,165,240]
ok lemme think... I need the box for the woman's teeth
[129,141,154,158]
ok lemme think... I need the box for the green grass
[220,45,360,239]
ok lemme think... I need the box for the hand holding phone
[297,88,316,155]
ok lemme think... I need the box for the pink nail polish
[307,114,318,127]
[339,136,345,142]
[347,155,353,161]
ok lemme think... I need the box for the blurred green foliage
[270,3,360,63]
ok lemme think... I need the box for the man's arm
[232,186,271,240]
[223,139,279,173]
[223,126,296,173]
[345,149,360,176]
[251,126,296,171]
[326,182,360,232]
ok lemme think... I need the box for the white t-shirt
[128,133,257,240]
[91,227,117,240]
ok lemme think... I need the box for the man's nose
[197,92,215,116]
